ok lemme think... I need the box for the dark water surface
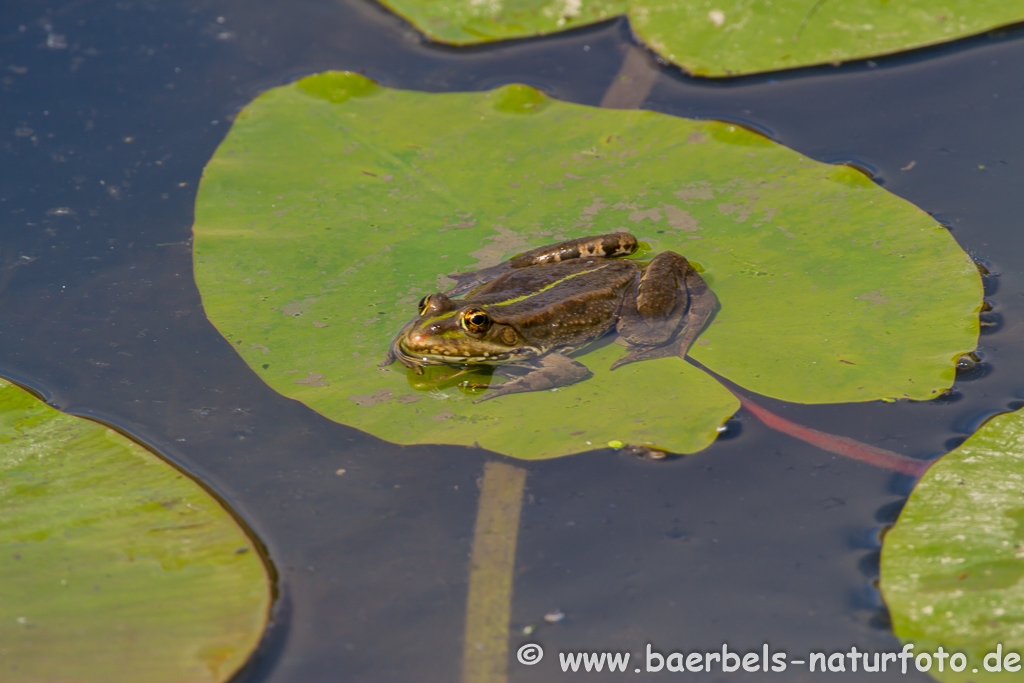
[3,1,1024,681]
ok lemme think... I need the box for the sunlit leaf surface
[0,380,270,683]
[631,0,1024,76]
[192,73,979,459]
[882,408,1024,681]
[375,0,1024,76]
[380,0,626,44]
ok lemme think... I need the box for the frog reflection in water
[382,233,716,403]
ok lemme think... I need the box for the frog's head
[386,292,539,372]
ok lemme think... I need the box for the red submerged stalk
[731,390,932,478]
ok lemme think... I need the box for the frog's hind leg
[612,251,689,368]
[673,265,716,358]
[472,353,591,403]
[611,252,716,370]
[509,232,637,268]
[446,233,638,297]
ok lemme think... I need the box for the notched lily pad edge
[345,366,739,459]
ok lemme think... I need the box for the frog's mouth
[390,337,534,371]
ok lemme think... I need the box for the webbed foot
[473,353,591,403]
[609,343,677,370]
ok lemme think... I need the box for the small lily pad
[192,73,979,460]
[379,0,627,44]
[376,0,1024,76]
[0,380,270,682]
[882,407,1024,681]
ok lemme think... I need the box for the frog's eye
[460,308,492,335]
[417,296,429,315]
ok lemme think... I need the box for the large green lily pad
[0,379,270,682]
[376,0,1024,77]
[192,72,979,460]
[882,408,1024,681]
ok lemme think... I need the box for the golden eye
[460,308,491,335]
[417,296,428,315]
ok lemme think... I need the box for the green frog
[382,232,716,402]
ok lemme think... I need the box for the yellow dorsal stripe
[484,265,607,308]
[420,263,610,324]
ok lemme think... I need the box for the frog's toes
[610,344,676,370]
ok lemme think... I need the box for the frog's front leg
[472,353,591,403]
[612,251,716,369]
